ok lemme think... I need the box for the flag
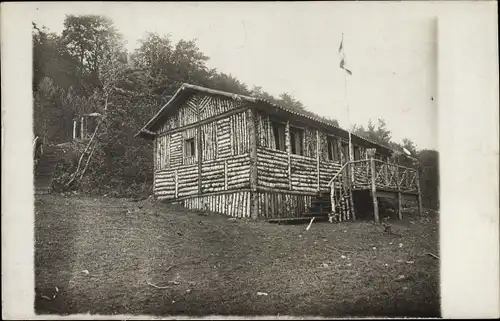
[339,35,352,75]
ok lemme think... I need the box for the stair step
[268,216,329,225]
[302,211,329,218]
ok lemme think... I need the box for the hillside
[35,194,440,317]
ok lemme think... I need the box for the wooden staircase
[328,164,355,222]
[300,193,331,222]
[34,145,59,195]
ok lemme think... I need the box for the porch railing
[328,158,419,220]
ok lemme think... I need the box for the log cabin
[136,83,422,223]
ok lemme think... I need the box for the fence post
[416,169,423,217]
[370,157,379,223]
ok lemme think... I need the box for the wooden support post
[397,191,402,220]
[248,108,258,219]
[224,160,228,190]
[80,116,84,139]
[316,130,320,193]
[370,157,380,223]
[197,102,202,195]
[174,170,179,199]
[73,120,77,140]
[153,137,157,197]
[285,120,291,191]
[416,170,423,217]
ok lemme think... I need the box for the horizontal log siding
[155,164,199,199]
[201,154,250,193]
[155,155,250,198]
[181,191,251,218]
[290,154,317,193]
[256,192,313,218]
[257,146,289,190]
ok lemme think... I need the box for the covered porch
[329,156,422,223]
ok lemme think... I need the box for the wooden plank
[370,157,379,223]
[285,120,292,190]
[153,137,157,197]
[397,191,402,220]
[416,170,423,217]
[224,160,228,190]
[174,170,179,199]
[316,129,320,192]
[157,105,250,136]
[248,107,259,219]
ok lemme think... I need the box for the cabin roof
[136,83,394,154]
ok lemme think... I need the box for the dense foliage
[33,15,438,208]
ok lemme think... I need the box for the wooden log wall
[182,191,251,218]
[155,134,170,170]
[152,92,252,219]
[290,154,317,193]
[319,161,342,190]
[255,110,347,197]
[200,154,250,193]
[256,146,289,190]
[155,164,199,199]
[230,112,250,155]
[217,117,232,158]
[255,191,313,218]
[157,93,248,133]
[169,132,183,167]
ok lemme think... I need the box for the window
[290,127,304,155]
[184,138,195,157]
[341,141,350,161]
[327,136,339,161]
[271,121,286,151]
[353,146,361,160]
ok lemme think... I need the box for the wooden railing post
[316,130,320,193]
[370,157,380,223]
[396,165,402,220]
[248,107,258,219]
[416,169,423,217]
[285,121,291,191]
[174,170,179,199]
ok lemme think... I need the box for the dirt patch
[35,194,440,317]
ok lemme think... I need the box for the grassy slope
[35,194,440,317]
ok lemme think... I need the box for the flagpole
[341,33,353,163]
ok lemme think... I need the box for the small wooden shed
[136,83,421,222]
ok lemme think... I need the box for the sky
[32,2,439,150]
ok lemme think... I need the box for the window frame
[289,125,305,156]
[353,145,361,161]
[271,120,286,152]
[184,137,196,157]
[327,135,340,162]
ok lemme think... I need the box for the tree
[250,86,276,101]
[278,92,305,111]
[60,15,126,93]
[208,72,251,95]
[352,118,392,146]
[33,22,79,93]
